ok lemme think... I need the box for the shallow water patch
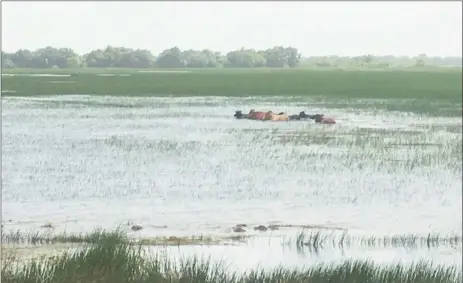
[2,95,461,249]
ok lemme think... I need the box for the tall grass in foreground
[1,231,461,283]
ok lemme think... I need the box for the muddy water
[2,95,462,268]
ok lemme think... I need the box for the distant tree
[260,46,301,68]
[286,47,301,68]
[414,53,427,67]
[155,47,184,68]
[83,46,155,68]
[362,54,374,64]
[2,45,462,69]
[225,48,266,68]
[263,46,287,67]
[1,51,16,68]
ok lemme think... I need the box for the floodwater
[2,94,462,270]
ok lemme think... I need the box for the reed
[1,228,127,246]
[2,231,461,283]
[1,228,244,247]
[287,230,462,253]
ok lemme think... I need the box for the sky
[2,1,462,57]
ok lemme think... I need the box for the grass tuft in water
[288,230,462,253]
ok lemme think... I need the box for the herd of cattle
[234,110,336,124]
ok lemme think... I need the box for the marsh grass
[267,127,462,172]
[1,230,461,283]
[1,228,128,246]
[1,228,249,247]
[2,69,461,103]
[287,230,463,254]
[138,235,217,246]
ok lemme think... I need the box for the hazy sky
[2,1,462,57]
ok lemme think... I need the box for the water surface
[2,95,462,268]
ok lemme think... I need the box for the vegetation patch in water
[1,229,461,283]
[1,228,128,246]
[1,228,251,247]
[286,230,462,253]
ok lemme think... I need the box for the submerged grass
[1,230,461,283]
[1,228,128,246]
[267,127,462,173]
[4,228,461,252]
[0,229,249,247]
[287,230,463,253]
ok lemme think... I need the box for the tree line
[1,46,461,69]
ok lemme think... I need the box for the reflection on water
[2,95,462,267]
[147,235,462,272]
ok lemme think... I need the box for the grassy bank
[1,230,461,283]
[2,68,461,101]
[4,66,462,74]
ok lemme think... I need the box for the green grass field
[1,229,461,283]
[2,68,461,101]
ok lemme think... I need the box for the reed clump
[288,230,462,252]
